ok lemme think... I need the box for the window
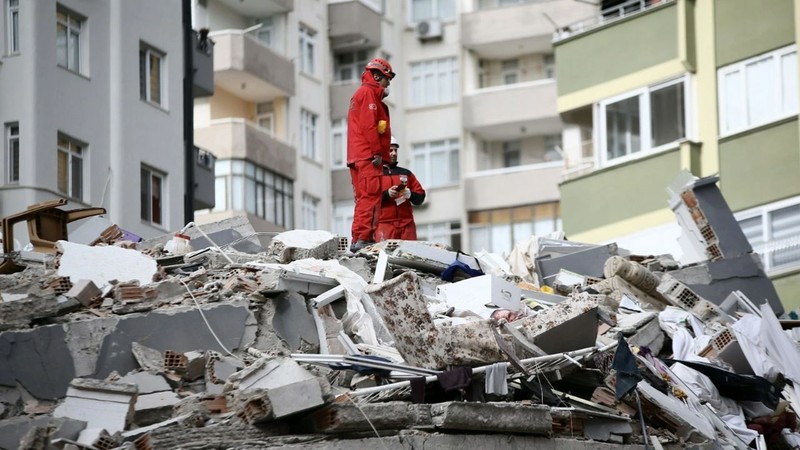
[719,46,798,135]
[300,109,318,161]
[56,6,83,72]
[469,203,560,256]
[543,54,555,79]
[410,0,455,23]
[6,123,18,184]
[417,221,462,250]
[256,17,273,47]
[139,43,165,106]
[544,134,563,161]
[411,138,459,188]
[502,140,520,167]
[57,133,83,199]
[332,201,354,240]
[256,102,274,134]
[7,0,19,54]
[140,166,165,226]
[599,77,687,165]
[298,25,315,75]
[334,50,369,82]
[213,159,294,228]
[409,57,458,107]
[738,197,800,272]
[302,193,319,229]
[501,59,519,85]
[331,118,347,168]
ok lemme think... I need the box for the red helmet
[365,58,395,79]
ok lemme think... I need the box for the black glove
[371,154,382,167]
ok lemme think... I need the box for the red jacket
[379,164,425,225]
[347,71,391,165]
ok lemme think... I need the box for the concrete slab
[265,230,339,263]
[0,325,76,399]
[272,292,319,352]
[65,279,102,307]
[299,401,432,433]
[53,379,137,434]
[133,391,181,426]
[56,241,157,289]
[0,415,86,450]
[430,402,551,435]
[120,372,171,395]
[130,342,164,372]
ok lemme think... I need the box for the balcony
[328,1,382,51]
[194,119,296,179]
[192,30,214,98]
[216,0,293,16]
[194,147,216,210]
[211,31,294,102]
[555,0,682,100]
[461,0,595,58]
[329,81,359,120]
[464,162,562,211]
[463,80,560,140]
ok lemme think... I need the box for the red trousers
[375,221,417,241]
[349,160,383,242]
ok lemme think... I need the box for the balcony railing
[554,0,674,42]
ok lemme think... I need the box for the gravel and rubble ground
[1,173,799,450]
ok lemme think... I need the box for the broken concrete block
[53,379,138,434]
[0,415,86,450]
[272,291,320,352]
[430,402,551,435]
[299,401,432,434]
[536,243,617,287]
[0,295,60,331]
[582,418,633,442]
[265,230,339,263]
[131,342,164,372]
[0,325,76,400]
[133,391,181,426]
[65,279,102,307]
[205,354,241,395]
[230,357,330,421]
[56,241,157,290]
[657,274,721,321]
[435,274,522,319]
[515,292,609,354]
[120,372,170,395]
[603,256,661,296]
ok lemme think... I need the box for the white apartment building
[196,0,594,256]
[0,0,190,242]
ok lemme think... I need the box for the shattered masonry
[0,173,799,450]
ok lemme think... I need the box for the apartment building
[0,0,201,241]
[553,0,800,308]
[335,0,593,254]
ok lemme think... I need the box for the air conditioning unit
[417,19,442,41]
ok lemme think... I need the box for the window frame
[597,76,690,167]
[300,108,318,161]
[330,118,347,169]
[6,122,19,184]
[333,49,369,83]
[298,24,316,75]
[302,193,319,230]
[56,133,84,200]
[408,0,455,24]
[408,56,459,107]
[411,138,459,188]
[7,0,19,55]
[736,196,800,274]
[140,165,165,227]
[139,43,166,107]
[718,45,798,137]
[56,6,84,73]
[213,159,294,229]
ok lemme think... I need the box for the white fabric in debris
[730,314,781,382]
[671,327,709,361]
[485,362,508,395]
[473,250,512,276]
[283,259,394,347]
[759,303,800,386]
[658,306,704,338]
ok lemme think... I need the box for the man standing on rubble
[347,58,395,252]
[375,136,426,241]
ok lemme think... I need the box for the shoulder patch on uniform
[368,103,377,110]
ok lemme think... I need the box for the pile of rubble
[1,173,799,450]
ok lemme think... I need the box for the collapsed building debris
[0,172,799,450]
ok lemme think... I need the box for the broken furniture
[0,199,106,274]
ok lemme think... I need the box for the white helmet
[390,136,399,147]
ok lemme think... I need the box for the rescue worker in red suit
[347,58,395,252]
[375,136,426,241]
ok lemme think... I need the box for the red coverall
[375,164,426,241]
[347,71,391,243]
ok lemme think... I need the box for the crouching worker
[375,136,426,241]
